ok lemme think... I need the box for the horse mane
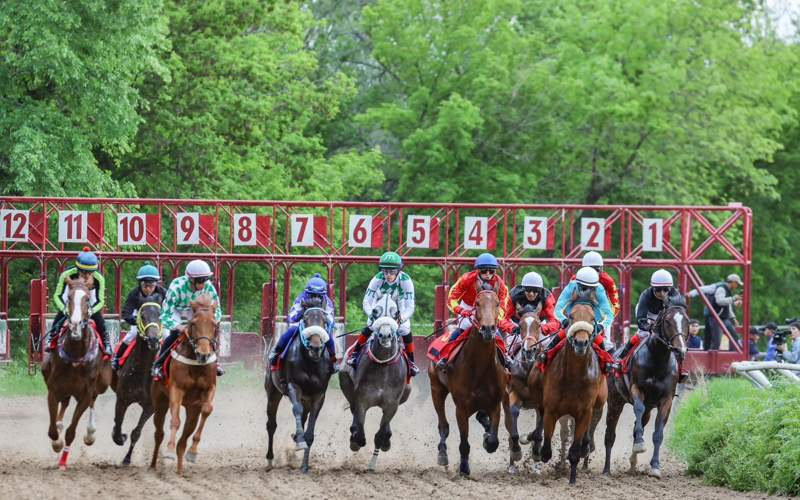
[191,294,215,316]
[519,303,541,317]
[571,288,597,306]
[478,280,495,292]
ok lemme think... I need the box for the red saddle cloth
[620,334,648,375]
[113,336,138,369]
[534,330,613,374]
[50,320,109,361]
[426,328,506,365]
[346,342,414,384]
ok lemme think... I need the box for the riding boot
[678,361,689,384]
[402,334,419,376]
[612,337,638,372]
[111,341,128,371]
[348,328,371,367]
[99,329,113,360]
[436,328,465,372]
[44,312,66,353]
[536,334,561,364]
[152,329,180,379]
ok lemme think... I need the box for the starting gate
[0,197,752,374]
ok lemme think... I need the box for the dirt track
[0,376,777,500]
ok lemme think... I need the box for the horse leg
[187,385,216,464]
[123,404,153,466]
[430,374,449,467]
[112,395,130,446]
[568,412,591,485]
[59,394,90,470]
[350,401,367,451]
[176,406,201,475]
[483,405,501,454]
[558,415,572,472]
[265,379,281,469]
[300,395,325,474]
[540,411,557,463]
[603,398,624,476]
[369,404,398,472]
[649,398,672,478]
[166,385,185,457]
[84,396,98,446]
[631,386,647,454]
[455,405,471,476]
[150,388,169,469]
[286,383,308,450]
[47,391,63,453]
[508,402,523,471]
[57,399,69,435]
[582,403,603,470]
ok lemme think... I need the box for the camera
[786,317,800,325]
[773,329,789,346]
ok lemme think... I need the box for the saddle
[50,320,108,361]
[112,336,138,369]
[270,329,299,373]
[534,330,613,374]
[426,328,506,365]
[160,336,188,385]
[616,334,649,375]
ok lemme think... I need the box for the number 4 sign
[463,217,497,250]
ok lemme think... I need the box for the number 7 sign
[290,215,329,247]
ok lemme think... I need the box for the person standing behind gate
[151,259,223,379]
[686,274,742,350]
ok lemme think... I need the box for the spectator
[748,325,766,361]
[688,319,703,349]
[764,322,779,361]
[687,274,742,350]
[777,322,800,363]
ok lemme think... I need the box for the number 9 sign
[176,212,200,245]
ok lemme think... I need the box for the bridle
[652,305,688,356]
[137,302,163,340]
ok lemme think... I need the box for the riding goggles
[478,268,496,276]
[380,268,400,276]
[192,276,211,285]
[523,287,541,294]
[653,286,670,294]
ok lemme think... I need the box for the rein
[173,315,219,366]
[651,306,687,353]
[136,302,163,339]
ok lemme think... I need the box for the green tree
[0,0,168,196]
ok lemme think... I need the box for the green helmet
[378,251,403,269]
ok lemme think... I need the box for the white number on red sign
[580,217,606,251]
[176,212,199,245]
[406,215,432,248]
[233,214,257,246]
[58,210,88,243]
[523,216,548,250]
[0,209,29,242]
[117,213,146,245]
[642,218,664,252]
[291,215,314,247]
[348,215,373,248]
[463,217,488,250]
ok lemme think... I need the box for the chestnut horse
[41,277,112,470]
[540,299,607,484]
[429,287,520,476]
[150,295,218,474]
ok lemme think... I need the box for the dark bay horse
[111,299,162,465]
[603,304,688,478]
[340,295,411,471]
[41,277,112,470]
[265,307,334,473]
[541,300,607,484]
[429,287,520,476]
[150,295,218,474]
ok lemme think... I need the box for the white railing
[731,361,800,389]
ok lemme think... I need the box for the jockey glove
[457,308,473,318]
[637,319,652,331]
[561,318,570,329]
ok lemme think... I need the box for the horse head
[65,278,91,342]
[137,297,163,351]
[655,305,689,362]
[187,294,217,364]
[567,303,595,356]
[300,307,329,362]
[372,295,400,349]
[518,303,542,362]
[474,288,500,343]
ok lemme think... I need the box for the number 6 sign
[406,215,439,249]
[348,215,383,248]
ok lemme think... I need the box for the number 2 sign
[580,217,610,251]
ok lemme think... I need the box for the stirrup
[678,372,689,384]
[436,359,448,372]
[408,361,420,376]
[216,365,225,376]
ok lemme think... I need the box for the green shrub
[670,377,800,495]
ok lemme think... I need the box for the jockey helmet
[521,271,544,289]
[650,269,673,287]
[76,247,98,272]
[305,273,327,296]
[474,253,499,270]
[575,267,600,287]
[378,251,403,269]
[137,263,160,282]
[185,259,213,278]
[581,251,603,268]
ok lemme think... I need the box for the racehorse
[540,298,607,484]
[340,295,411,471]
[111,299,162,465]
[150,295,218,474]
[265,306,334,473]
[41,277,112,470]
[603,303,688,478]
[429,286,520,476]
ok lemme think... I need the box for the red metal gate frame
[0,197,751,373]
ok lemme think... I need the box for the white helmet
[185,259,213,278]
[650,269,673,287]
[581,251,603,268]
[521,272,544,289]
[575,267,600,287]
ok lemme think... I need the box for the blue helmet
[76,247,98,272]
[305,273,327,296]
[474,253,499,270]
[137,263,160,282]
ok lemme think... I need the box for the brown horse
[41,277,111,470]
[429,287,520,476]
[150,295,218,474]
[540,300,607,484]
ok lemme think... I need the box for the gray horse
[265,307,334,473]
[340,295,411,471]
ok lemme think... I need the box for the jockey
[347,251,419,376]
[508,271,560,336]
[268,273,337,371]
[537,267,615,365]
[151,260,223,380]
[112,263,167,371]
[436,253,514,369]
[44,247,111,358]
[576,251,620,318]
[613,269,689,382]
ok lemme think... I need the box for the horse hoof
[437,453,448,466]
[519,434,530,445]
[532,462,542,475]
[295,440,308,451]
[113,432,128,446]
[52,440,64,453]
[649,468,661,478]
[84,434,96,446]
[162,450,176,461]
[633,441,646,454]
[459,463,470,476]
[511,448,522,462]
[58,464,67,471]
[266,459,273,470]
[300,465,309,474]
[122,457,131,466]
[185,451,197,464]
[508,464,519,475]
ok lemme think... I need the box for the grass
[0,356,47,397]
[669,377,800,496]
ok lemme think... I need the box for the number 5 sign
[580,217,611,251]
[406,215,440,249]
[463,217,497,250]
